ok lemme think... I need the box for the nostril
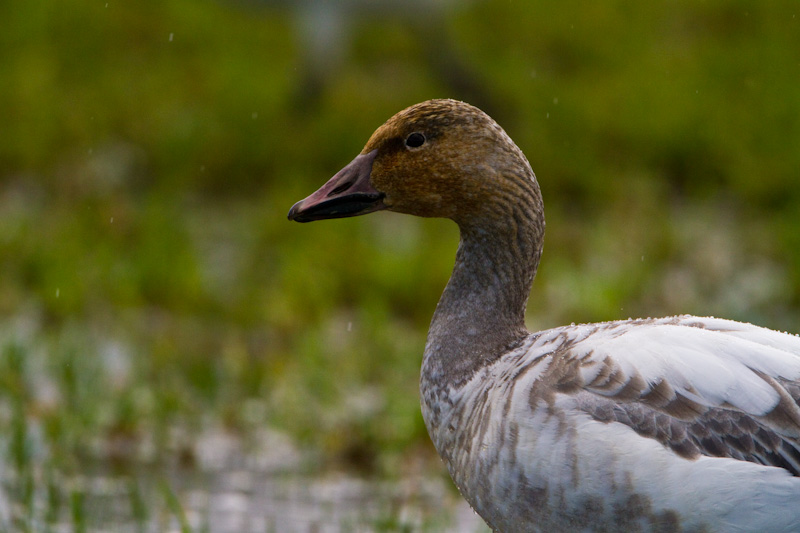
[328,181,354,196]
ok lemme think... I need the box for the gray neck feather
[421,170,544,388]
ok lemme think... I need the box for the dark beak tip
[287,200,309,222]
[287,202,299,221]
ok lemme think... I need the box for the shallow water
[0,426,489,532]
[0,315,489,532]
[176,470,485,532]
[31,469,487,532]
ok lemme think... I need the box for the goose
[287,99,800,532]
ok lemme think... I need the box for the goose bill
[288,149,384,222]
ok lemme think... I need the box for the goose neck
[422,191,544,387]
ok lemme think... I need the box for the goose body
[288,99,800,532]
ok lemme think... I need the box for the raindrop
[56,289,60,298]
[169,33,174,42]
[252,112,258,120]
[347,322,352,332]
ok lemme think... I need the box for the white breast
[421,316,800,532]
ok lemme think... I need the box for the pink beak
[288,149,385,223]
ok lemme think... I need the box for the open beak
[287,149,385,223]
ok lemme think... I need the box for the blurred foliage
[0,1,799,519]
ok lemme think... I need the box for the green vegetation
[0,0,798,529]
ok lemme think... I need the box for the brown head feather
[362,99,542,234]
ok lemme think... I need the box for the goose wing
[527,315,800,474]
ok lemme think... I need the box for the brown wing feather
[537,320,800,475]
[575,391,800,476]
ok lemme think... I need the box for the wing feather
[528,315,800,475]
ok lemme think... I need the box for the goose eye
[405,132,426,149]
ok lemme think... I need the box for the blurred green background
[1,0,799,529]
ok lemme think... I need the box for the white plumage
[430,316,800,532]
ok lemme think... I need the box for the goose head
[288,99,543,234]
